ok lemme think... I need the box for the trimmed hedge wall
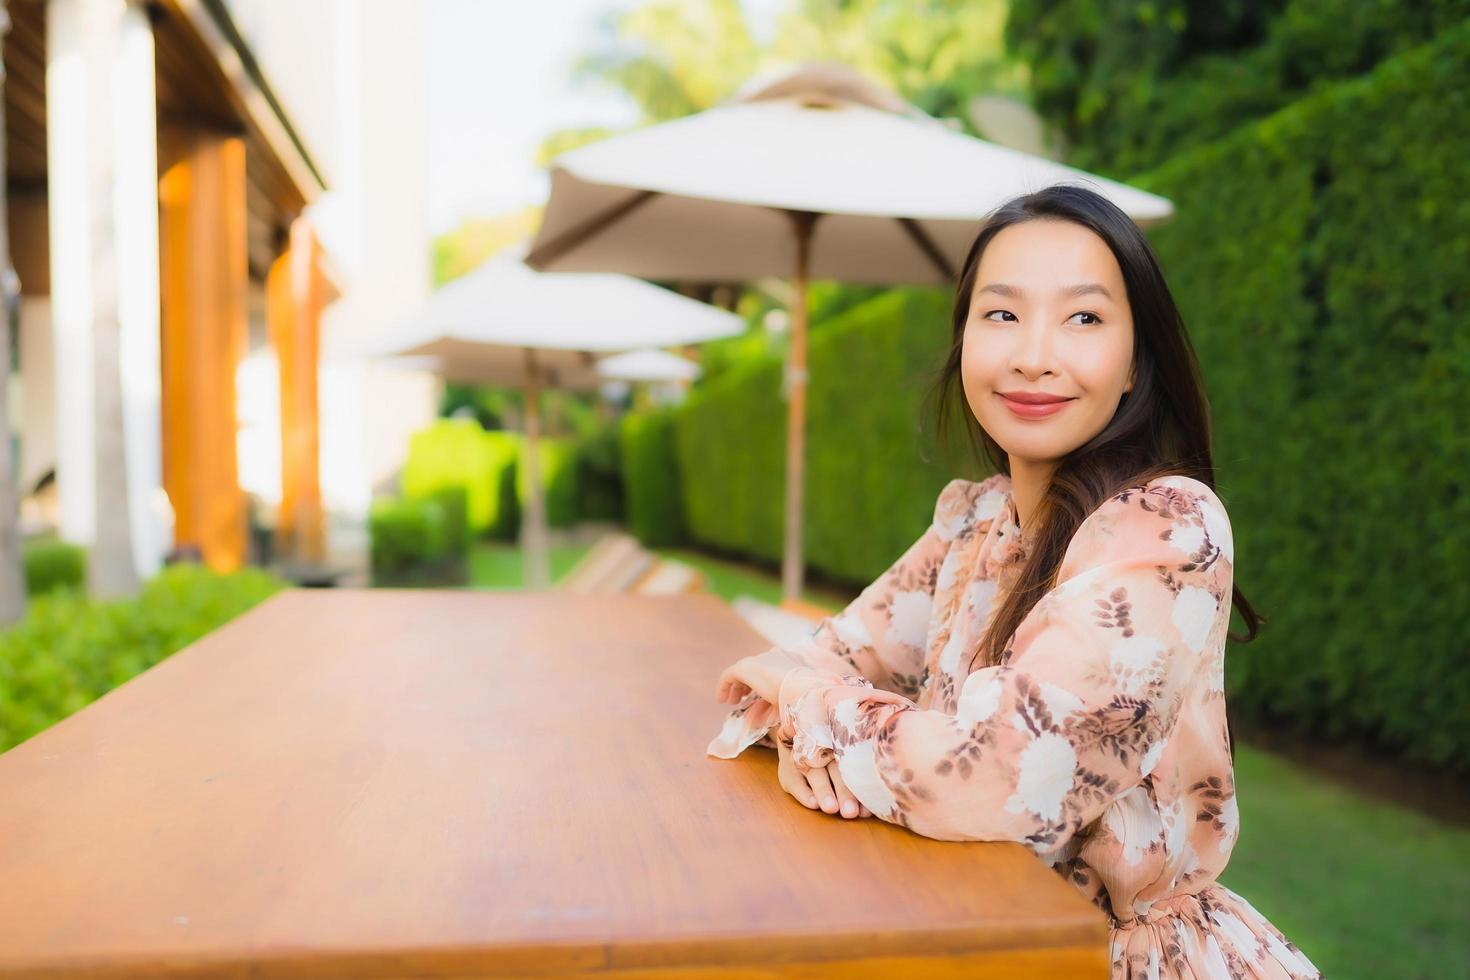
[576,421,625,523]
[1006,0,1470,180]
[515,437,581,528]
[674,288,972,584]
[369,487,470,587]
[480,430,522,541]
[661,21,1469,771]
[1131,19,1470,771]
[620,406,685,547]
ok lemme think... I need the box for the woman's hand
[715,647,807,705]
[714,649,868,818]
[776,737,872,819]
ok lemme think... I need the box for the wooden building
[5,0,337,578]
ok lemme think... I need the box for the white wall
[226,0,439,525]
[237,283,279,509]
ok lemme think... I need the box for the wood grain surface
[0,589,1109,978]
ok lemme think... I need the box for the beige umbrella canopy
[527,62,1174,600]
[596,348,701,383]
[373,245,744,588]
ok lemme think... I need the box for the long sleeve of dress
[705,476,1000,759]
[775,479,1235,862]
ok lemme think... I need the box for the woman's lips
[996,392,1075,419]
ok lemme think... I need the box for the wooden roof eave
[156,0,328,214]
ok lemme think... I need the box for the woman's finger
[789,778,817,808]
[804,765,838,814]
[777,745,818,809]
[715,667,752,704]
[827,762,862,819]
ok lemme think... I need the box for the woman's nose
[1010,322,1056,378]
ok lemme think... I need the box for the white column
[45,0,163,577]
[45,0,96,549]
[113,1,163,577]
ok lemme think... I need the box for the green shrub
[576,419,624,522]
[480,429,521,541]
[0,563,285,753]
[516,436,580,528]
[401,418,517,538]
[368,495,465,586]
[22,539,86,595]
[424,484,471,557]
[620,407,684,547]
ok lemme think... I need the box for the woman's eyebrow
[976,282,1114,301]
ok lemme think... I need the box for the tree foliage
[540,0,1028,164]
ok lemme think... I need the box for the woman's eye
[983,310,1102,325]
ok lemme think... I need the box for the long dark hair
[927,183,1264,671]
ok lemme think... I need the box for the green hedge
[663,22,1470,771]
[368,490,469,587]
[0,564,285,753]
[22,539,86,595]
[619,406,685,547]
[425,484,471,557]
[401,418,519,538]
[576,419,625,523]
[1006,0,1470,179]
[479,430,522,541]
[515,436,581,528]
[1129,19,1470,772]
[675,288,971,583]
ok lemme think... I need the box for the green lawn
[466,541,596,589]
[651,547,858,610]
[468,531,1469,979]
[465,540,858,609]
[1221,744,1469,979]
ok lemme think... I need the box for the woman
[706,185,1322,979]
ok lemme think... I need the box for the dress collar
[983,480,1034,577]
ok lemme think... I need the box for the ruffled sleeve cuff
[776,665,862,772]
[705,691,782,759]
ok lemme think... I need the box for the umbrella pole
[781,211,818,603]
[521,350,552,590]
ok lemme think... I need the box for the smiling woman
[965,221,1136,514]
[708,184,1321,980]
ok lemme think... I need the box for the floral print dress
[707,472,1322,979]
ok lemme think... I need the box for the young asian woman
[709,184,1322,980]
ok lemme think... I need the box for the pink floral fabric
[707,472,1321,979]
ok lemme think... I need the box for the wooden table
[0,590,1109,978]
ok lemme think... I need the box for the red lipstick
[996,390,1075,419]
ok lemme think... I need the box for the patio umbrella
[596,348,701,383]
[373,245,743,588]
[526,61,1174,600]
[596,347,701,412]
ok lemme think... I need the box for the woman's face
[961,218,1135,468]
